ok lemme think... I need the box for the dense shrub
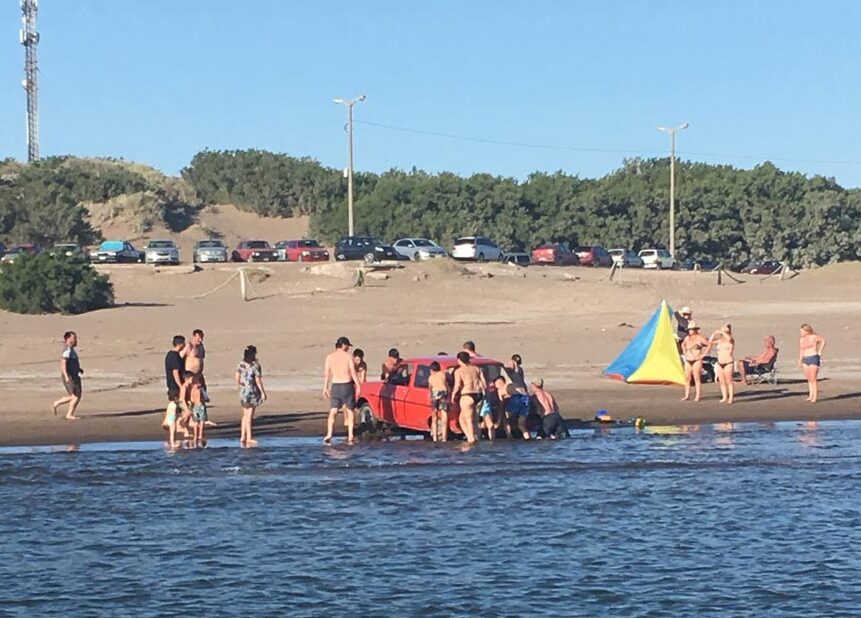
[0,253,114,314]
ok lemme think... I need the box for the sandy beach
[1,254,859,447]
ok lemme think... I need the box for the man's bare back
[454,365,484,395]
[325,349,357,386]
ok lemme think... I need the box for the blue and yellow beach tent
[604,300,685,385]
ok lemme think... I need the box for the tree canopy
[2,151,859,269]
[181,150,861,268]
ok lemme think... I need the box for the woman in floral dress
[235,345,267,446]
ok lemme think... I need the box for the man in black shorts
[164,335,186,448]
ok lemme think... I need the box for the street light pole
[334,95,366,236]
[657,122,689,258]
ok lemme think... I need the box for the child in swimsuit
[428,362,449,442]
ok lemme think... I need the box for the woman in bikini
[681,321,709,402]
[452,351,486,444]
[798,324,826,403]
[709,324,736,404]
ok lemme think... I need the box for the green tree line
[2,151,859,269]
[183,150,861,267]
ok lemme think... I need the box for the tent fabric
[604,300,685,385]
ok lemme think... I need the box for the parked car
[638,249,675,270]
[741,260,781,275]
[531,243,580,265]
[677,258,720,271]
[502,252,531,266]
[1,243,41,264]
[232,240,279,263]
[50,243,84,259]
[334,236,405,262]
[450,236,504,262]
[193,239,229,263]
[392,238,447,261]
[275,239,330,262]
[144,239,180,265]
[357,355,506,436]
[90,241,144,264]
[608,248,644,268]
[573,245,614,267]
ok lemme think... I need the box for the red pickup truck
[358,355,506,435]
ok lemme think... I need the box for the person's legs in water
[240,406,258,446]
[344,406,355,443]
[459,396,477,444]
[324,406,338,444]
[439,410,449,442]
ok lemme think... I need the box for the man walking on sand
[323,336,362,444]
[52,331,84,421]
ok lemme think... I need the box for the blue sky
[2,1,860,186]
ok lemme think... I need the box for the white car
[451,236,504,262]
[393,238,447,260]
[638,249,674,270]
[144,240,180,265]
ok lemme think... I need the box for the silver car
[393,238,447,260]
[193,239,229,263]
[144,240,180,265]
[609,248,644,268]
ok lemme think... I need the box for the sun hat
[687,321,700,331]
[681,306,692,315]
[531,377,544,388]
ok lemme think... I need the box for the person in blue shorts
[493,376,531,440]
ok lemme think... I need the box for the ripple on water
[0,421,859,616]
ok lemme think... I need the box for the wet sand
[1,260,859,446]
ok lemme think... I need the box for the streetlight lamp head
[333,98,345,104]
[357,95,367,102]
[680,122,689,130]
[657,125,667,132]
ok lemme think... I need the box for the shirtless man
[452,351,485,444]
[183,328,216,426]
[531,378,568,439]
[323,336,362,444]
[462,341,478,358]
[380,348,403,381]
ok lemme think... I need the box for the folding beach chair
[746,350,779,385]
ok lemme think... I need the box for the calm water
[1,421,860,617]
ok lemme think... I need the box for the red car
[531,244,580,265]
[358,355,506,435]
[574,245,614,267]
[231,240,279,262]
[275,239,330,262]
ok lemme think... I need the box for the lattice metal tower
[20,0,40,162]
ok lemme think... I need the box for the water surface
[1,421,859,616]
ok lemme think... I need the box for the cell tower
[20,0,40,162]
